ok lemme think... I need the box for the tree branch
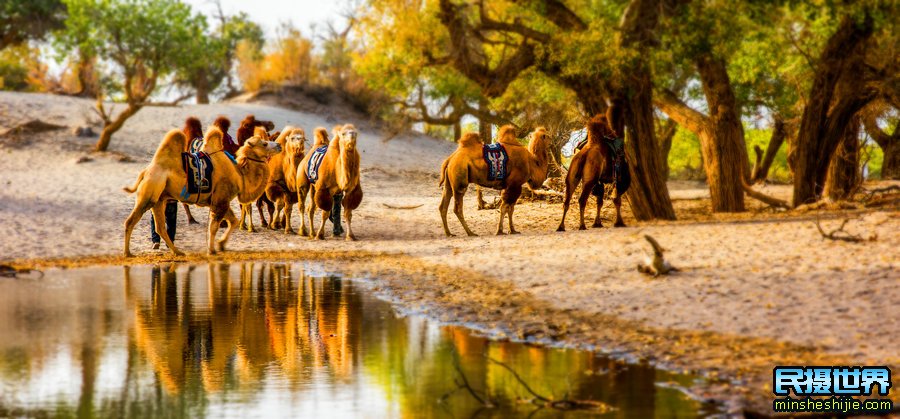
[653,89,710,134]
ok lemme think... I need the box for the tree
[213,6,264,97]
[1,0,66,50]
[863,109,900,179]
[823,115,862,200]
[58,0,208,151]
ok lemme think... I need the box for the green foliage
[57,0,206,102]
[0,0,66,50]
[0,46,32,91]
[666,126,704,180]
[744,126,792,183]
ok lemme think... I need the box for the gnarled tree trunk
[656,118,677,181]
[750,117,788,183]
[824,115,861,200]
[792,14,874,206]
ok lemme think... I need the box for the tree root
[813,213,874,243]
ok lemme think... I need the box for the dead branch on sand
[637,235,678,277]
[813,214,873,243]
[381,203,424,210]
[860,185,900,207]
[0,119,66,137]
[742,182,791,210]
[486,357,612,411]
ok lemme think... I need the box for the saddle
[482,143,509,182]
[187,136,204,154]
[180,151,214,202]
[307,145,328,183]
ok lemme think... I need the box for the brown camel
[439,126,550,236]
[301,124,363,240]
[556,114,629,231]
[294,127,332,238]
[260,127,307,234]
[122,127,281,256]
[181,117,204,224]
[234,115,276,229]
[236,127,279,232]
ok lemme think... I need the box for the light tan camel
[439,126,550,236]
[301,124,363,240]
[235,126,278,233]
[123,127,281,256]
[261,127,307,234]
[294,127,331,237]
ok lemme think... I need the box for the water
[0,263,714,418]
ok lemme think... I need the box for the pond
[0,263,716,418]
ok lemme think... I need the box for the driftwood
[0,119,66,137]
[742,182,791,209]
[381,203,424,210]
[0,265,44,278]
[813,214,872,243]
[636,235,677,277]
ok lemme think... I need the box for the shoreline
[7,249,894,415]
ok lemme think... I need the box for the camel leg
[297,188,308,236]
[613,194,626,227]
[439,184,455,237]
[272,199,285,230]
[556,180,575,232]
[314,210,329,240]
[243,203,256,232]
[593,186,605,228]
[344,208,356,241]
[496,201,507,235]
[123,198,153,257]
[283,202,295,234]
[453,189,477,237]
[183,203,198,224]
[151,201,182,256]
[216,208,238,252]
[503,185,522,235]
[257,198,270,229]
[577,183,593,230]
[307,186,318,239]
[208,209,223,255]
[476,186,486,210]
[238,204,247,231]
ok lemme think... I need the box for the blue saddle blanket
[180,151,214,198]
[482,143,508,181]
[187,136,204,154]
[307,145,328,183]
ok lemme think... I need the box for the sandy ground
[2,92,898,414]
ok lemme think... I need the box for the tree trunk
[695,54,748,212]
[657,118,677,181]
[195,68,210,104]
[614,0,676,221]
[750,117,787,183]
[75,55,99,98]
[95,104,141,152]
[792,14,874,206]
[453,121,462,142]
[824,116,861,201]
[478,98,492,142]
[863,116,900,180]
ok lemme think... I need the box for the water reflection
[0,263,710,418]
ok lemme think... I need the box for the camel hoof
[172,249,185,257]
[509,230,520,235]
[556,225,565,232]
[592,223,603,229]
[216,242,226,252]
[346,235,357,241]
[188,220,199,225]
[208,249,217,256]
[445,233,456,237]
[124,251,133,258]
[614,221,626,227]
[285,229,294,234]
[496,231,504,236]
[466,232,478,237]
[578,225,587,231]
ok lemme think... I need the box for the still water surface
[0,263,713,418]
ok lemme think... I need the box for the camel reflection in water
[124,262,360,396]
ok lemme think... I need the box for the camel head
[339,124,358,151]
[238,134,282,163]
[285,128,306,157]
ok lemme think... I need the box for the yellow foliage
[236,27,318,92]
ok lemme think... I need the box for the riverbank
[2,92,898,415]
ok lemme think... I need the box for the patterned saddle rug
[180,151,214,200]
[482,143,509,181]
[307,145,328,183]
[187,136,204,154]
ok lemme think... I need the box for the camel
[122,127,281,256]
[294,127,331,238]
[299,124,363,240]
[259,127,307,234]
[234,115,276,229]
[439,126,550,236]
[556,114,629,231]
[181,117,204,225]
[236,127,279,232]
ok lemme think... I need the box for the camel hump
[203,127,224,151]
[253,125,269,140]
[497,125,520,146]
[457,132,482,148]
[154,129,187,162]
[313,127,329,147]
[587,114,614,143]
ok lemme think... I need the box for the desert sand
[1,92,898,414]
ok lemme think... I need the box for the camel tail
[438,156,450,187]
[123,170,145,194]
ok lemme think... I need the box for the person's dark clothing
[329,193,344,236]
[150,201,178,244]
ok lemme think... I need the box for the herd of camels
[123,111,627,257]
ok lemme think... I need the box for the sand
[1,92,898,414]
